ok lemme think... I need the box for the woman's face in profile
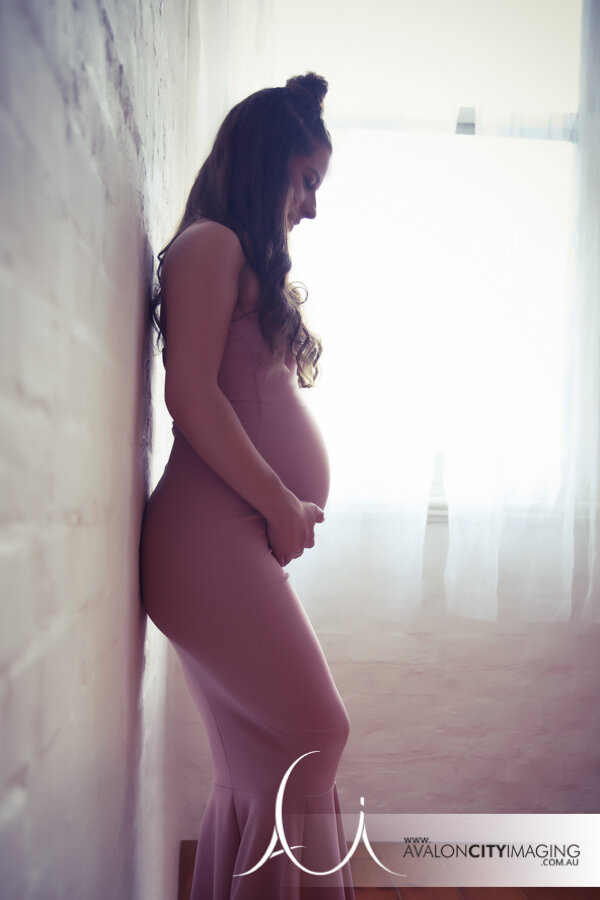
[285,142,331,231]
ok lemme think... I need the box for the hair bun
[285,72,328,113]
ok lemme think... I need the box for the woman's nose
[303,197,317,220]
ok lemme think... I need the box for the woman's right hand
[265,489,325,567]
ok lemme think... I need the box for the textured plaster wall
[0,1,197,897]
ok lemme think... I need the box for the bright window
[290,125,577,508]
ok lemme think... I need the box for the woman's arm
[162,221,323,565]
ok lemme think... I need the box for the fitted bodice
[171,311,330,510]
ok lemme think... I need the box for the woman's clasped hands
[266,488,325,568]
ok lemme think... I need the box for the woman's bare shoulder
[162,220,245,279]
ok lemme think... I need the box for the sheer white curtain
[283,0,599,623]
[566,0,600,623]
[443,0,598,622]
[438,128,577,621]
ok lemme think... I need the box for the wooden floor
[178,840,599,900]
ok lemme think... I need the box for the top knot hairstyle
[151,72,332,388]
[284,71,328,116]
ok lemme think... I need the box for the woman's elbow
[164,376,220,425]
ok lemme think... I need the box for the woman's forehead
[293,143,331,180]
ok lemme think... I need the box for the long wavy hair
[150,72,332,388]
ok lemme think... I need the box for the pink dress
[139,311,355,898]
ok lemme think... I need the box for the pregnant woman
[139,73,355,899]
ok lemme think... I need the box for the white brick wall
[0,1,197,897]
